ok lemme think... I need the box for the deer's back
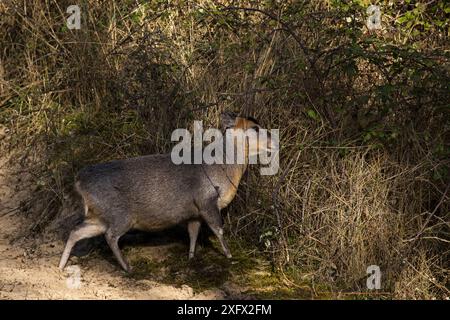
[76,154,216,230]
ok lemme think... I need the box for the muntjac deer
[59,113,275,272]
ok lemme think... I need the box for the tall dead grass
[0,0,448,298]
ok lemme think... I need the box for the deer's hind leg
[104,228,132,272]
[59,219,106,270]
[102,208,133,272]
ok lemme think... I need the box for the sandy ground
[0,214,230,300]
[0,150,228,300]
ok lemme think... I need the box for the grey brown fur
[59,113,264,272]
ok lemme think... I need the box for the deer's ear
[221,112,237,129]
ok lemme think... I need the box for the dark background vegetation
[0,0,449,298]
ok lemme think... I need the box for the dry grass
[0,0,448,299]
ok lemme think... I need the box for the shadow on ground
[69,225,314,299]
